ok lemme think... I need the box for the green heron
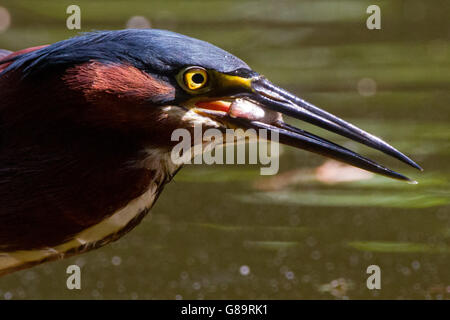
[0,29,421,276]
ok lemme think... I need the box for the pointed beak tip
[246,78,425,182]
[406,159,423,171]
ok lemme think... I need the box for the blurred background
[0,0,449,299]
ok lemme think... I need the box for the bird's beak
[192,74,422,182]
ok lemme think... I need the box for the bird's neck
[0,139,179,275]
[0,114,179,244]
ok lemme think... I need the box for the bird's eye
[178,67,209,92]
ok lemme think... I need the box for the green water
[0,0,449,299]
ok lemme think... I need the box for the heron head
[6,29,420,181]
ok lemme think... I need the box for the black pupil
[192,73,205,84]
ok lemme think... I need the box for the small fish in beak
[192,74,421,183]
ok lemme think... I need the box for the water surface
[0,0,448,299]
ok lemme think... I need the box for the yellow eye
[182,67,208,91]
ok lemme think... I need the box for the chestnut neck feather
[0,63,180,251]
